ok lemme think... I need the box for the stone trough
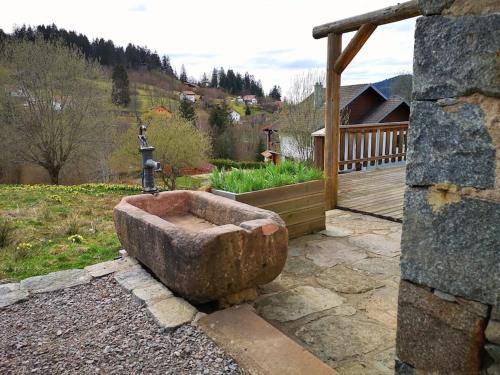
[113,191,288,305]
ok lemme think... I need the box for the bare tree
[0,37,108,184]
[279,71,325,162]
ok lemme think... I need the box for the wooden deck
[337,165,406,221]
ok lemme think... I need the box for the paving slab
[349,257,400,278]
[296,315,395,367]
[255,286,345,322]
[84,257,138,278]
[305,239,367,267]
[147,297,197,329]
[20,269,91,293]
[255,209,403,374]
[347,233,401,257]
[316,265,384,294]
[361,286,399,328]
[0,283,29,308]
[198,305,338,375]
[284,256,323,276]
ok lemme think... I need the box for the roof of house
[182,90,196,95]
[311,84,409,137]
[360,97,409,123]
[243,95,256,100]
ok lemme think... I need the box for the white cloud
[0,0,417,93]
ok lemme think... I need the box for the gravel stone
[0,276,243,375]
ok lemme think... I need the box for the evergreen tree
[269,85,282,101]
[179,64,188,83]
[218,67,227,90]
[161,55,175,76]
[179,99,197,125]
[111,65,130,106]
[210,68,218,88]
[200,72,209,87]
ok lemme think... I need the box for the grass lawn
[0,179,202,281]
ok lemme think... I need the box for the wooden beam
[312,0,420,39]
[324,33,342,210]
[334,23,377,74]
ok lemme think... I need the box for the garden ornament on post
[138,123,161,194]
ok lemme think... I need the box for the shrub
[0,219,14,248]
[68,234,84,244]
[65,218,81,236]
[15,242,33,260]
[210,160,322,193]
[209,159,265,171]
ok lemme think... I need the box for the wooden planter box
[212,180,325,239]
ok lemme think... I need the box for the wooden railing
[313,121,409,171]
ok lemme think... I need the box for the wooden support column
[324,33,342,210]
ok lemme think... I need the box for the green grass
[210,161,323,194]
[0,183,142,281]
[0,180,210,281]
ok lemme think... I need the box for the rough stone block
[396,280,486,374]
[147,297,197,329]
[401,187,500,305]
[493,306,500,321]
[417,0,454,15]
[20,269,91,293]
[395,359,416,375]
[132,282,173,306]
[0,283,29,308]
[486,320,500,345]
[406,100,496,188]
[489,363,500,375]
[413,15,500,99]
[486,343,500,362]
[114,266,156,292]
[442,0,500,16]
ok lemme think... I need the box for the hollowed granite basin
[113,191,287,304]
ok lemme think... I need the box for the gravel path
[0,276,243,375]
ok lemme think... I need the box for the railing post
[375,128,381,166]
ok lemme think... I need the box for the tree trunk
[46,166,60,185]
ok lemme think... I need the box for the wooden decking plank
[337,166,405,221]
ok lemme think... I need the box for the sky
[0,0,417,96]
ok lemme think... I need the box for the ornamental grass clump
[210,160,322,193]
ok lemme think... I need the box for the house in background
[179,90,196,102]
[243,95,257,105]
[310,82,409,170]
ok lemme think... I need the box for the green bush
[0,219,14,248]
[209,159,265,171]
[210,160,323,193]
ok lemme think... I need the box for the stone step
[197,304,338,375]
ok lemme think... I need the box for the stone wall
[396,1,500,374]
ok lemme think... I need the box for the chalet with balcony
[311,82,409,171]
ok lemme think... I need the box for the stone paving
[254,209,402,374]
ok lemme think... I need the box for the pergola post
[324,33,342,210]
